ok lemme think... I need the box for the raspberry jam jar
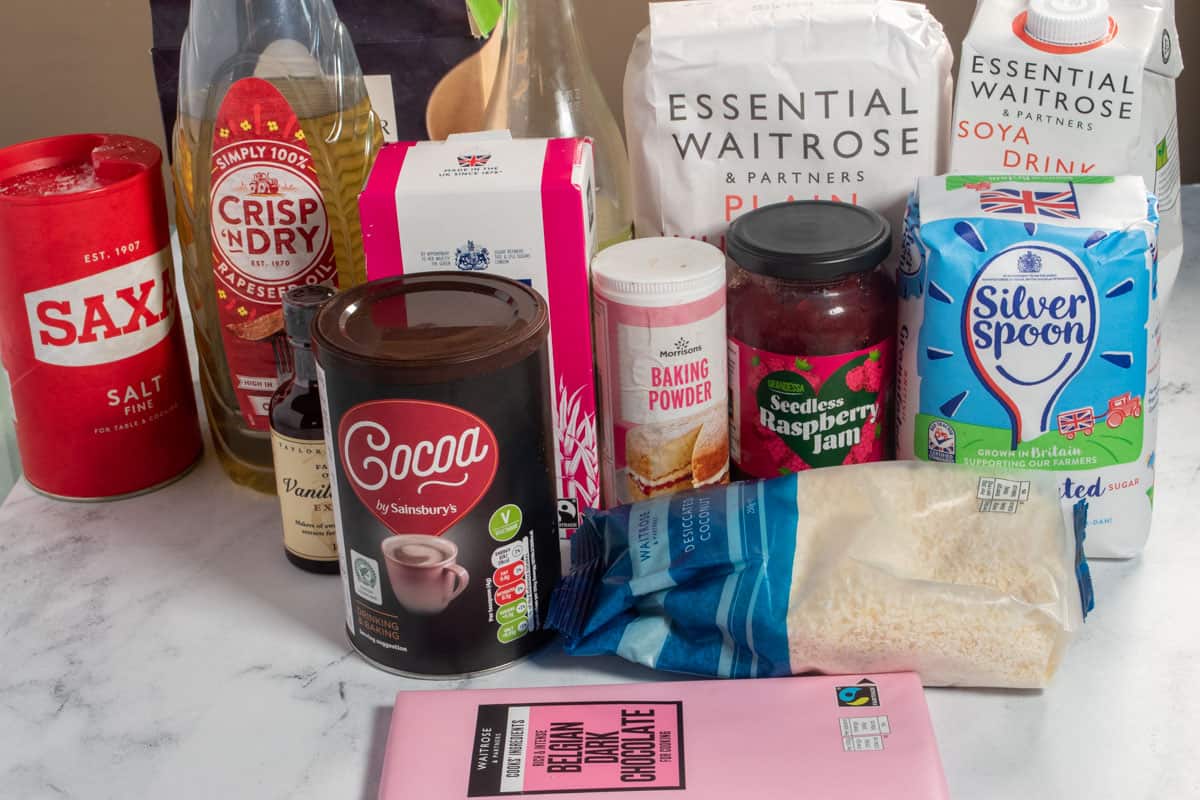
[726,201,896,479]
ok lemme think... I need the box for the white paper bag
[624,0,954,250]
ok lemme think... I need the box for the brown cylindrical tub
[313,271,559,677]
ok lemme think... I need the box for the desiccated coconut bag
[624,0,954,249]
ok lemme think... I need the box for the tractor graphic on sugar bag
[1057,393,1143,441]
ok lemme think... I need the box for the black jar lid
[726,201,892,282]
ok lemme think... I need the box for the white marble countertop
[2,191,1199,800]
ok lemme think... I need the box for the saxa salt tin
[313,272,559,677]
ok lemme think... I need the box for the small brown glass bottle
[270,285,339,574]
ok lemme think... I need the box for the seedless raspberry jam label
[729,338,894,476]
[210,78,336,428]
[466,702,685,796]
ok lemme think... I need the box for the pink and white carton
[360,133,599,542]
[378,673,949,799]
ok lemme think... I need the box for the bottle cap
[1025,0,1112,46]
[591,237,726,307]
[726,201,891,283]
[283,284,336,342]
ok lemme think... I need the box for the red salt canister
[0,134,202,499]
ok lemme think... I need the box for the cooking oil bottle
[173,0,382,492]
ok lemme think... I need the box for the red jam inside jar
[726,201,897,479]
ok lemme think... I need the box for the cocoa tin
[313,272,559,677]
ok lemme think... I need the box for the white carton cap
[1025,0,1112,46]
[592,237,726,307]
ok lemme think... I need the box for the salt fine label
[209,77,337,428]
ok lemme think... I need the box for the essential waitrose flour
[951,0,1184,300]
[896,176,1159,558]
[625,0,953,250]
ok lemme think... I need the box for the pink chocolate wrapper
[378,673,948,799]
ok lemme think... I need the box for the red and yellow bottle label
[210,78,336,428]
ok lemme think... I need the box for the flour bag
[896,175,1159,558]
[625,0,953,249]
[951,0,1184,300]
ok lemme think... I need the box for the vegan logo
[963,244,1098,448]
[457,154,492,168]
[455,241,491,271]
[837,682,880,707]
[980,186,1080,220]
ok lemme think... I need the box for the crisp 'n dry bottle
[172,0,382,492]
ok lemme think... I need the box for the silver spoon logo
[964,244,1098,448]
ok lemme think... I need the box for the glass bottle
[173,0,383,493]
[483,0,634,250]
[270,285,338,575]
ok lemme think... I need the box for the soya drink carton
[950,0,1184,300]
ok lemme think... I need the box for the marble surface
[1,190,1198,800]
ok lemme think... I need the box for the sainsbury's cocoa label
[339,400,499,536]
[210,77,336,428]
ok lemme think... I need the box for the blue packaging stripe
[549,477,800,679]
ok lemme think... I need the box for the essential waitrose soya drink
[896,175,1159,558]
[173,0,382,492]
[951,0,1184,300]
[359,133,598,544]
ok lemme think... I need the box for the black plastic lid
[726,201,892,282]
[283,284,336,342]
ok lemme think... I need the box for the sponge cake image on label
[624,408,729,502]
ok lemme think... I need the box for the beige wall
[1,0,1197,181]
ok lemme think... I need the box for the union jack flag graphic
[457,154,491,167]
[1057,406,1096,439]
[979,186,1080,219]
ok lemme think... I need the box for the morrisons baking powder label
[210,77,337,428]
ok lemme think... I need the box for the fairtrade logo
[964,244,1098,448]
[340,400,499,536]
[836,683,880,707]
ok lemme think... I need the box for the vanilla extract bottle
[270,285,338,574]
